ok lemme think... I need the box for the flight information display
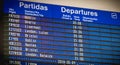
[2,0,120,65]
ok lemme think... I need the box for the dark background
[0,0,6,65]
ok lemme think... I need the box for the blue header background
[4,0,120,25]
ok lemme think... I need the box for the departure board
[2,0,120,65]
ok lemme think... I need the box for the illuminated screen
[2,0,120,65]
